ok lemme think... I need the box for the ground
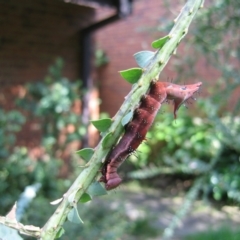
[98,184,240,240]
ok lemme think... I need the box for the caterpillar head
[165,82,202,118]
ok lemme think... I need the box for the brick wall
[0,0,96,147]
[0,0,95,88]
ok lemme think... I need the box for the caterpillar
[100,81,202,190]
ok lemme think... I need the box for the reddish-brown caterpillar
[100,81,202,190]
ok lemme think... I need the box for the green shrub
[17,58,86,152]
[0,59,85,217]
[185,225,240,240]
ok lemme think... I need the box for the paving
[101,186,240,240]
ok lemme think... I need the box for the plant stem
[40,0,203,239]
[162,176,205,240]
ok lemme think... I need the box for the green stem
[162,176,205,240]
[41,0,203,239]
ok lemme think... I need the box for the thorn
[189,8,193,15]
[144,136,151,141]
[129,150,138,159]
[174,15,179,22]
[142,141,151,147]
[165,99,170,104]
[183,28,188,35]
[132,152,139,158]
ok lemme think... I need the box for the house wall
[0,0,95,147]
[0,0,95,88]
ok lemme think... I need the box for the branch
[40,0,203,239]
[0,216,41,238]
[0,203,41,238]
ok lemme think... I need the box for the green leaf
[151,35,170,49]
[76,148,94,161]
[87,181,107,197]
[101,132,113,149]
[56,227,65,239]
[91,118,112,132]
[119,68,142,84]
[79,193,92,203]
[67,206,83,224]
[121,111,133,126]
[133,51,155,68]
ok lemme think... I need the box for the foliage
[0,109,29,214]
[16,59,87,215]
[0,59,85,221]
[185,225,240,240]
[95,49,109,67]
[0,108,64,216]
[0,109,25,158]
[0,130,66,217]
[17,58,86,153]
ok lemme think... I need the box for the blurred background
[0,0,240,239]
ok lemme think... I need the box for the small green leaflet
[121,111,133,126]
[55,228,65,239]
[151,35,170,49]
[101,132,113,149]
[91,118,112,132]
[68,191,92,204]
[67,206,83,224]
[119,68,142,84]
[133,51,155,68]
[79,193,92,203]
[76,148,94,162]
[87,181,107,197]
